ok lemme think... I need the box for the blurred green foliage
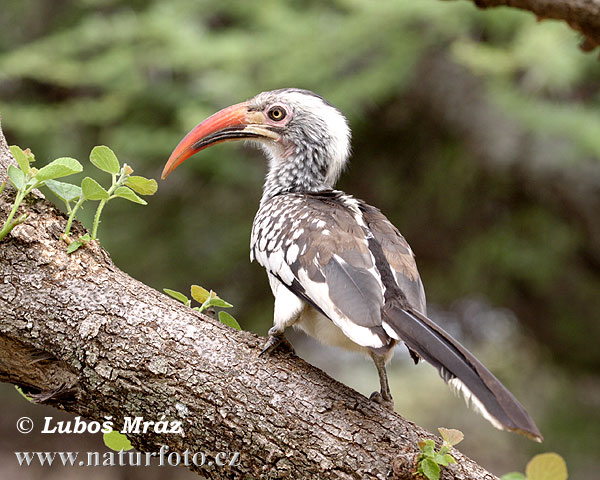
[1,1,599,478]
[3,1,597,162]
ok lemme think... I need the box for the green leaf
[500,473,527,480]
[526,453,567,480]
[45,180,82,203]
[113,186,147,205]
[90,146,120,175]
[191,285,211,304]
[420,458,441,480]
[35,157,83,182]
[67,240,83,254]
[125,176,158,195]
[7,165,25,190]
[218,311,241,330]
[14,385,33,403]
[10,145,30,174]
[418,439,435,457]
[438,427,464,446]
[433,453,450,466]
[443,454,456,465]
[163,288,189,305]
[103,431,133,452]
[206,297,234,309]
[23,149,35,163]
[81,177,110,200]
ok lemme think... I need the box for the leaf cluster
[58,145,158,252]
[415,428,463,480]
[164,285,241,331]
[1,144,157,252]
[1,146,82,241]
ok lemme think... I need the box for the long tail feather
[381,305,543,442]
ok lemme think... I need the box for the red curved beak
[162,101,279,180]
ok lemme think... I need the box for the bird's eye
[267,106,286,121]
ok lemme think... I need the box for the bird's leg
[260,326,295,356]
[369,352,394,411]
[260,280,303,356]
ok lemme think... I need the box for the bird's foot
[369,391,395,411]
[260,327,295,356]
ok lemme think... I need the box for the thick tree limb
[0,120,497,479]
[455,0,600,52]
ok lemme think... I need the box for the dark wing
[251,192,391,350]
[359,202,426,315]
[252,193,543,441]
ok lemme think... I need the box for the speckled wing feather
[251,191,392,350]
[358,202,427,315]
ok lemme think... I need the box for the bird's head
[162,88,351,193]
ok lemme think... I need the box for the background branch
[0,120,497,479]
[456,0,600,52]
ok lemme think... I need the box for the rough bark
[0,120,497,479]
[455,0,600,52]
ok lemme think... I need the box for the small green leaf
[198,292,230,313]
[45,180,82,203]
[438,427,464,447]
[191,285,211,304]
[15,385,33,403]
[23,148,35,163]
[35,157,83,182]
[90,146,120,174]
[418,439,436,457]
[125,176,158,195]
[218,311,241,330]
[526,453,567,480]
[113,186,147,205]
[81,177,110,200]
[500,473,527,480]
[433,453,449,466]
[420,458,441,480]
[103,431,133,452]
[67,240,83,254]
[163,288,189,305]
[7,165,25,190]
[10,145,30,174]
[443,454,456,465]
[207,297,233,309]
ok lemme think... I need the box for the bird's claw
[260,328,295,356]
[369,391,395,411]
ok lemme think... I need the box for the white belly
[294,306,375,356]
[268,273,395,362]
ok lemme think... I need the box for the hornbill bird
[162,88,542,442]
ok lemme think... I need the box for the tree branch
[455,0,600,52]
[0,119,497,478]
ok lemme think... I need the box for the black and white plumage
[162,88,542,442]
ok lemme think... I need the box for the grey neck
[260,148,331,204]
